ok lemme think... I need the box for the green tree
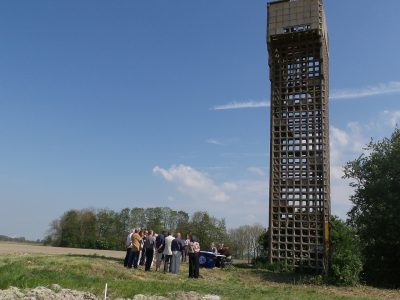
[60,210,80,247]
[329,216,362,286]
[344,128,400,287]
[189,211,228,250]
[228,224,263,262]
[229,227,246,259]
[175,210,190,230]
[145,207,163,232]
[258,228,269,258]
[118,208,131,233]
[129,208,146,230]
[78,209,97,248]
[46,207,228,252]
[96,209,120,250]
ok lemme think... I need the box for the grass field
[0,243,399,299]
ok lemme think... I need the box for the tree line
[45,206,264,262]
[0,235,41,243]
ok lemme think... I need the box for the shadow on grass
[253,269,306,284]
[233,263,254,269]
[61,254,317,286]
[227,263,310,284]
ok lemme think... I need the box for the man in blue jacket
[155,231,165,272]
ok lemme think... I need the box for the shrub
[252,257,294,272]
[344,128,400,287]
[328,216,362,286]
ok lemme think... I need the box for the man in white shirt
[163,232,174,273]
[123,230,133,267]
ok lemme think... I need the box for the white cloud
[153,111,396,226]
[331,81,400,100]
[329,112,399,218]
[206,139,223,145]
[221,182,238,191]
[330,122,366,181]
[211,81,400,112]
[330,124,363,218]
[330,165,344,181]
[383,110,400,128]
[211,100,270,110]
[247,167,266,177]
[153,164,230,202]
[331,126,349,146]
[153,164,269,228]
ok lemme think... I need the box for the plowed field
[0,241,125,258]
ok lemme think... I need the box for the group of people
[209,242,231,268]
[123,229,202,278]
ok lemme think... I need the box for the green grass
[0,254,397,299]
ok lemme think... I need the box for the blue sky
[1,0,399,240]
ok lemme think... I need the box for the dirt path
[0,242,125,258]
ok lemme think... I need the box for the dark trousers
[124,248,131,267]
[145,248,154,271]
[164,254,172,273]
[188,252,199,278]
[128,250,139,268]
[139,248,146,265]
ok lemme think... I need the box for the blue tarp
[199,251,216,268]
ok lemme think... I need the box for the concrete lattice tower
[267,0,330,270]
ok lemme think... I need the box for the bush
[252,256,295,272]
[344,129,400,287]
[328,216,362,286]
[252,256,268,268]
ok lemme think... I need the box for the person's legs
[124,248,131,267]
[127,249,134,268]
[164,255,172,272]
[184,247,188,262]
[163,255,167,272]
[168,255,172,272]
[137,250,142,266]
[171,252,177,273]
[140,248,146,265]
[132,251,139,268]
[175,251,182,273]
[145,249,154,271]
[155,253,162,271]
[188,253,195,278]
[194,253,199,278]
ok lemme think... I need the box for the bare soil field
[0,241,125,258]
